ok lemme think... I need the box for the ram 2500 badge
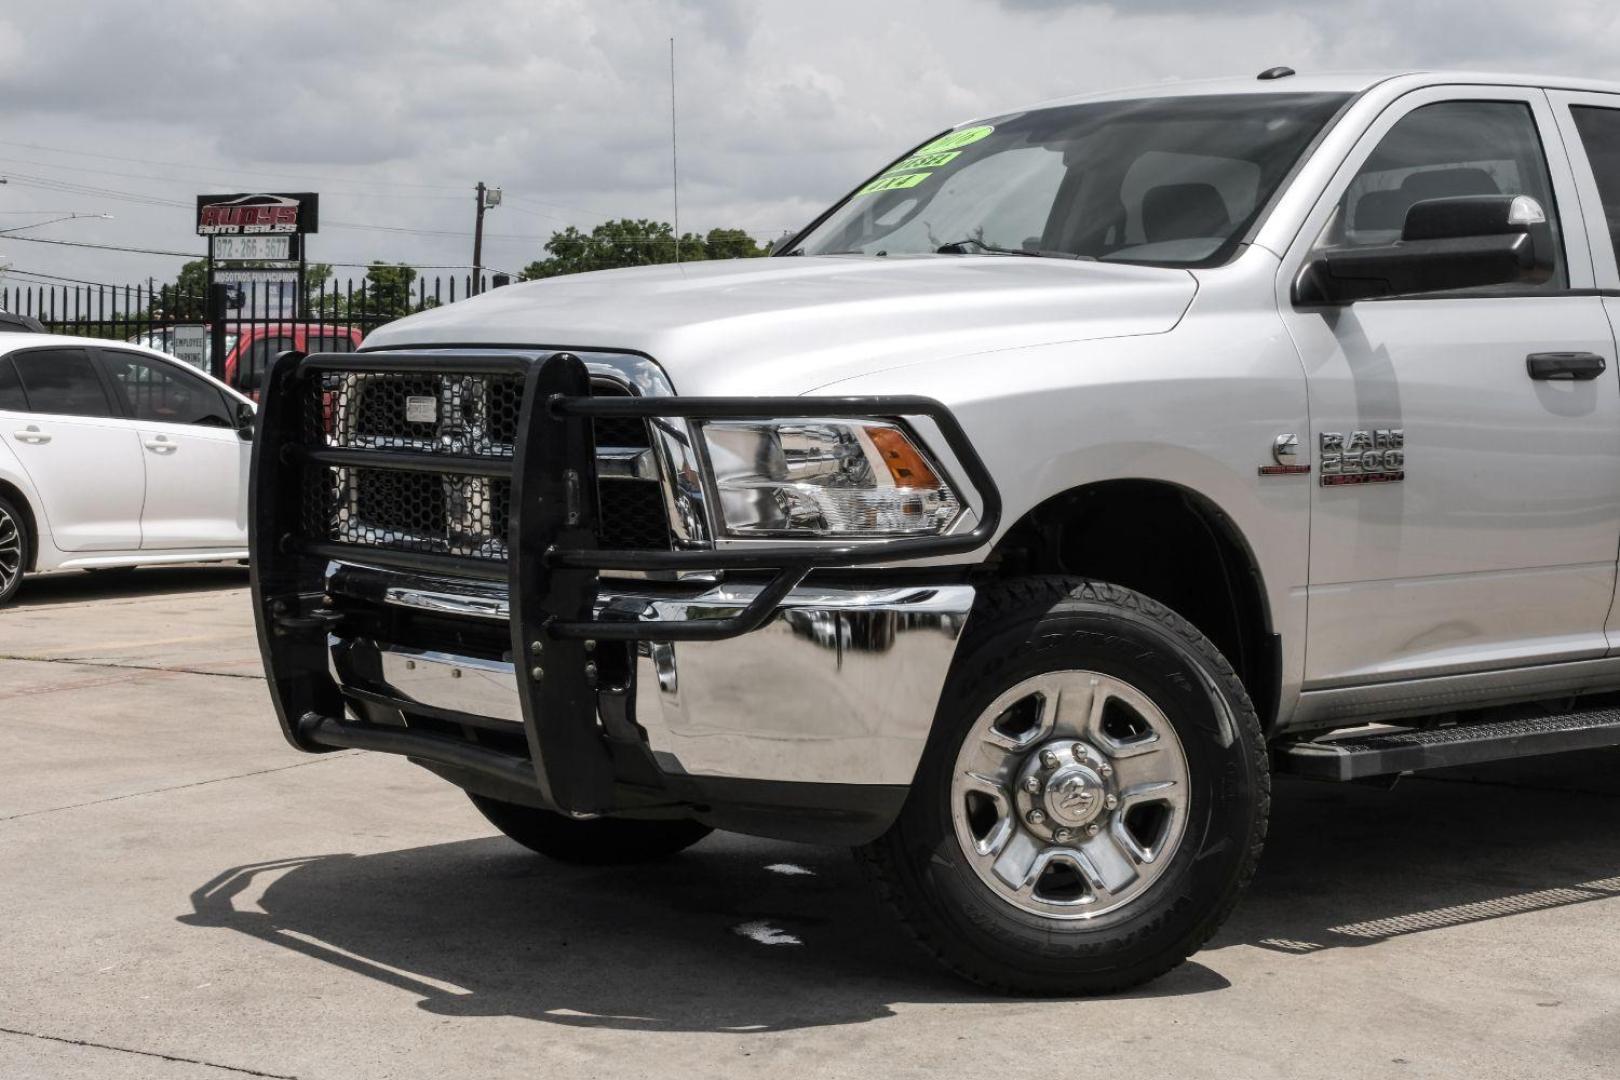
[251,69,1620,993]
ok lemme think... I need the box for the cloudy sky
[0,0,1616,292]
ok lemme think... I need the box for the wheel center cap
[1044,765,1105,827]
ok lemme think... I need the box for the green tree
[149,259,209,320]
[301,262,335,310]
[702,227,766,260]
[520,219,765,280]
[362,262,419,317]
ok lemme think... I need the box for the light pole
[0,212,113,235]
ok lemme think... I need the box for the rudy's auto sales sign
[196,193,319,235]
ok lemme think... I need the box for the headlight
[700,419,962,538]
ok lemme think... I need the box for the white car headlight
[700,419,962,538]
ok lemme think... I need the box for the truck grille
[298,364,670,562]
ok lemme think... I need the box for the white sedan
[0,333,254,605]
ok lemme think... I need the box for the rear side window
[100,350,234,427]
[1570,106,1620,267]
[13,349,114,418]
[0,357,26,411]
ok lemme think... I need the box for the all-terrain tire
[859,576,1269,995]
[468,793,714,865]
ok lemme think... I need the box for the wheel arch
[978,478,1281,729]
[0,476,40,572]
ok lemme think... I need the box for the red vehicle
[224,324,362,397]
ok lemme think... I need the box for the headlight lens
[701,419,961,537]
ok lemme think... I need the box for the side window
[319,333,357,355]
[240,335,295,393]
[1316,100,1567,291]
[0,357,27,411]
[12,349,115,418]
[1569,106,1620,266]
[100,351,233,428]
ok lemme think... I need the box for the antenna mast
[670,37,681,264]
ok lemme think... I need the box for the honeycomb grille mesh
[300,370,524,457]
[299,363,671,560]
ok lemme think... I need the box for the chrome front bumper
[327,569,975,788]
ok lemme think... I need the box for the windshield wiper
[936,238,1093,260]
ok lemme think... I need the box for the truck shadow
[12,564,248,608]
[178,752,1620,1032]
[1220,756,1620,955]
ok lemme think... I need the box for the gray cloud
[0,0,1616,288]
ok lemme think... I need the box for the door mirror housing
[1294,194,1555,305]
[235,400,257,442]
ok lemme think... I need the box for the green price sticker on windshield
[915,125,995,155]
[856,125,995,196]
[859,172,932,195]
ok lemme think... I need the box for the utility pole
[472,181,486,296]
[471,182,502,296]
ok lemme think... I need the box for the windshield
[792,92,1349,266]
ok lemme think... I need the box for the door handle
[143,437,178,453]
[1526,352,1607,380]
[12,426,50,445]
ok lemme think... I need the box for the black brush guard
[250,350,1002,823]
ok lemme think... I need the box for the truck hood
[364,255,1197,395]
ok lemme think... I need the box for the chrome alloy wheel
[0,503,21,596]
[950,671,1190,920]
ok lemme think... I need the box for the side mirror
[1295,194,1554,305]
[235,400,257,442]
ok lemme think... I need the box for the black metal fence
[0,273,499,396]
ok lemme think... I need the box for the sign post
[196,193,320,387]
[206,284,230,383]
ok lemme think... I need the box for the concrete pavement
[2,567,1617,1079]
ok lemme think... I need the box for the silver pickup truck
[250,68,1620,994]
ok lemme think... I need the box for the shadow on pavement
[1220,753,1620,954]
[12,564,249,608]
[179,751,1620,1032]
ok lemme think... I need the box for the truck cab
[249,70,1620,994]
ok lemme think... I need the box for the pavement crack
[0,755,358,823]
[0,1024,298,1078]
[0,653,266,681]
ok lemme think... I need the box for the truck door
[1277,86,1620,694]
[1548,91,1620,652]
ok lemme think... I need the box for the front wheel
[860,577,1269,995]
[468,793,714,865]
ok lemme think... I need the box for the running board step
[1275,707,1620,781]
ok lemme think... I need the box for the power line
[0,154,469,202]
[4,171,554,243]
[0,137,468,193]
[0,142,599,223]
[3,267,143,288]
[1,234,196,257]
